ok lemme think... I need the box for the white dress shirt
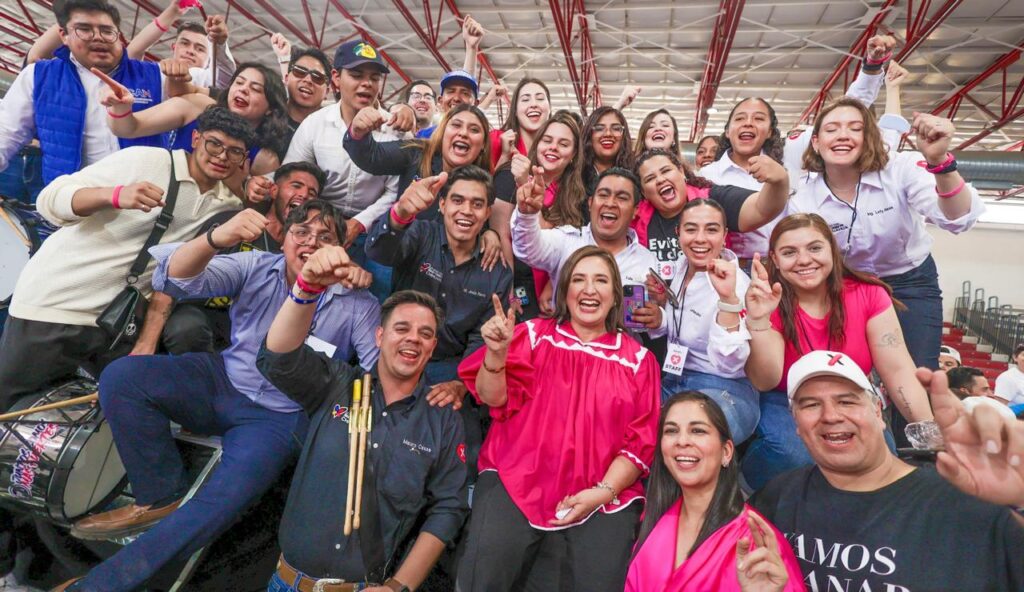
[511,209,659,306]
[648,250,752,378]
[283,103,400,231]
[787,151,985,277]
[700,71,885,258]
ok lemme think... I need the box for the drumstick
[343,379,362,536]
[0,393,98,422]
[353,373,372,530]
[0,205,31,248]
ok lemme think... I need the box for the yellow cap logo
[354,43,378,59]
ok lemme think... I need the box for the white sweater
[10,147,241,326]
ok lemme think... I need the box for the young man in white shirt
[512,167,659,309]
[281,39,414,300]
[0,107,252,411]
[995,344,1024,406]
[0,0,168,185]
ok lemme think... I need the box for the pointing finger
[91,67,125,98]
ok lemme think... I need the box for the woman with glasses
[625,391,802,592]
[785,97,984,389]
[581,107,634,196]
[740,213,935,489]
[457,246,660,591]
[100,62,291,182]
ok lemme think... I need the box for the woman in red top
[489,78,551,169]
[741,213,934,489]
[457,245,660,592]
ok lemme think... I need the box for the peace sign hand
[92,67,134,116]
[481,294,516,355]
[515,165,546,215]
[736,511,790,592]
[744,253,782,322]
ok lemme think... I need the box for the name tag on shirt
[657,262,675,280]
[305,335,337,358]
[663,342,689,376]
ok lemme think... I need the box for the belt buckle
[312,579,346,592]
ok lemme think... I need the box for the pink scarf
[625,502,806,592]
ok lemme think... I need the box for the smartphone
[623,284,648,329]
[647,267,678,308]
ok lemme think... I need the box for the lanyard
[823,173,862,254]
[670,273,693,340]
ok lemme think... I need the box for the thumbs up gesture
[393,172,449,223]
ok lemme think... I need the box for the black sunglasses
[289,64,327,86]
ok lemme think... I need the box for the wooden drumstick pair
[343,373,373,536]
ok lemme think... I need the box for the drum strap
[0,202,31,248]
[126,150,181,284]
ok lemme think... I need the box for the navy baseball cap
[440,70,479,98]
[333,40,390,73]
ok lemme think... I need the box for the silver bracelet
[717,300,744,313]
[593,481,620,505]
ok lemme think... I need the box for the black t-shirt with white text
[751,465,1024,592]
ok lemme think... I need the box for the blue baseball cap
[440,70,478,98]
[333,40,390,74]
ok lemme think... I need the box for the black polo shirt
[256,343,469,580]
[364,215,513,361]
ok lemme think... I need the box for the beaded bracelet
[287,289,320,305]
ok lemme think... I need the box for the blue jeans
[349,232,393,303]
[882,255,942,448]
[78,353,308,592]
[661,370,760,444]
[742,391,899,491]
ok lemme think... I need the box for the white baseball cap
[938,345,961,364]
[787,350,876,403]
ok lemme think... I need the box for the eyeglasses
[289,64,327,86]
[202,136,248,164]
[288,227,339,246]
[68,24,119,43]
[409,91,435,102]
[593,124,625,135]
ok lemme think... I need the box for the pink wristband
[865,51,892,66]
[389,205,416,226]
[153,17,169,33]
[918,152,955,174]
[295,275,326,295]
[936,179,966,199]
[111,185,124,209]
[107,108,131,119]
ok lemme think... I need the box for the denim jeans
[349,232,394,303]
[661,370,760,444]
[882,255,943,447]
[77,353,308,591]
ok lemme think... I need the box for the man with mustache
[0,0,168,185]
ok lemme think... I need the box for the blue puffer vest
[33,46,167,183]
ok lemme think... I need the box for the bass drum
[0,379,126,524]
[0,199,56,335]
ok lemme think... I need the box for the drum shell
[0,379,126,523]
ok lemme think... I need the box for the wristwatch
[383,577,410,592]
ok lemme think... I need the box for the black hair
[635,148,713,190]
[380,290,444,329]
[442,165,495,206]
[403,80,436,103]
[634,391,744,561]
[947,366,985,394]
[283,199,344,245]
[290,47,331,78]
[582,106,634,191]
[57,0,120,28]
[715,97,785,164]
[216,62,291,160]
[593,167,642,205]
[195,106,257,150]
[275,161,327,195]
[681,197,728,230]
[176,21,206,37]
[1014,343,1024,358]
